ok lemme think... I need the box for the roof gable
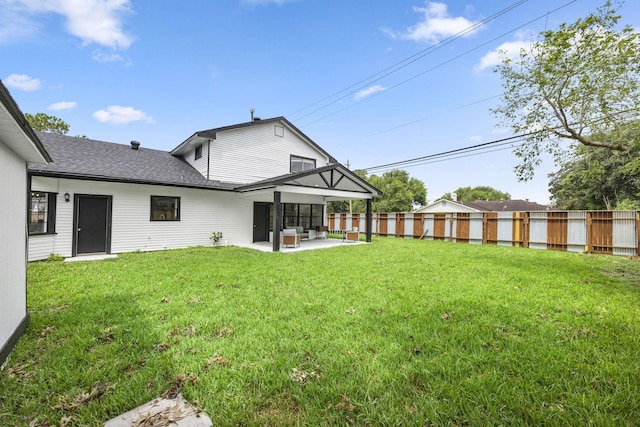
[0,80,50,164]
[237,164,381,197]
[171,116,337,163]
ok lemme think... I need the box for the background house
[415,198,551,213]
[0,81,51,366]
[28,117,379,259]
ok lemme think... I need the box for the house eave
[28,170,238,192]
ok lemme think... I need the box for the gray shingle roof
[28,132,239,190]
[461,200,551,211]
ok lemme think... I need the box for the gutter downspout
[206,139,212,180]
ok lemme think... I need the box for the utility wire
[362,133,531,173]
[287,0,529,122]
[361,108,640,173]
[297,0,577,129]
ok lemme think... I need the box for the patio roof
[235,163,381,199]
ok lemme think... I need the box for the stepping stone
[104,393,212,427]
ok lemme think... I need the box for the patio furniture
[283,228,301,248]
[317,225,329,239]
[294,226,309,240]
[343,227,359,242]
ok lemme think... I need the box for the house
[27,116,380,260]
[415,198,551,214]
[0,81,51,366]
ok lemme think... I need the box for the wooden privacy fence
[327,211,640,257]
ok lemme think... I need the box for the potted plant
[210,231,223,246]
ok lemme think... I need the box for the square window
[274,125,285,137]
[151,196,180,221]
[28,191,57,234]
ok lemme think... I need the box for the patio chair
[343,227,359,242]
[282,228,301,248]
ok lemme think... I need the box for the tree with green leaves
[327,169,427,213]
[492,1,640,181]
[548,144,640,210]
[25,112,70,134]
[440,186,511,202]
[368,170,427,213]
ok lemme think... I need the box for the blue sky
[2,0,639,204]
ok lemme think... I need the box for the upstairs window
[151,196,180,221]
[195,144,203,160]
[29,191,57,235]
[290,155,316,173]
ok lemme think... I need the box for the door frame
[253,202,271,242]
[72,194,113,257]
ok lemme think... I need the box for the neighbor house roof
[28,132,239,190]
[415,198,552,213]
[461,199,551,212]
[171,116,338,163]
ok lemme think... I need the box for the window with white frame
[290,155,316,173]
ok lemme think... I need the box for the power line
[360,109,640,173]
[361,133,531,173]
[287,0,529,122]
[296,0,577,129]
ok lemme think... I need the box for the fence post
[586,211,592,254]
[637,211,640,256]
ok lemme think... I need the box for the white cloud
[354,85,387,101]
[13,0,134,49]
[388,2,479,44]
[92,105,153,124]
[468,135,482,142]
[4,73,41,91]
[48,101,76,111]
[476,30,535,71]
[92,50,124,63]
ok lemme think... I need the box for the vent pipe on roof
[130,140,140,150]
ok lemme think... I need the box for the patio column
[366,198,372,243]
[272,191,282,252]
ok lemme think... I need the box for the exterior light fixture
[64,192,70,203]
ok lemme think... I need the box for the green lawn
[2,239,640,426]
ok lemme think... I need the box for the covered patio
[237,164,380,252]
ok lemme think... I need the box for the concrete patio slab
[240,237,367,252]
[65,254,118,262]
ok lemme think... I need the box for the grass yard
[2,238,640,426]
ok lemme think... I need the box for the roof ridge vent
[131,140,140,150]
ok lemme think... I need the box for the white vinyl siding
[182,140,210,178]
[29,177,255,260]
[0,142,28,352]
[208,123,330,183]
